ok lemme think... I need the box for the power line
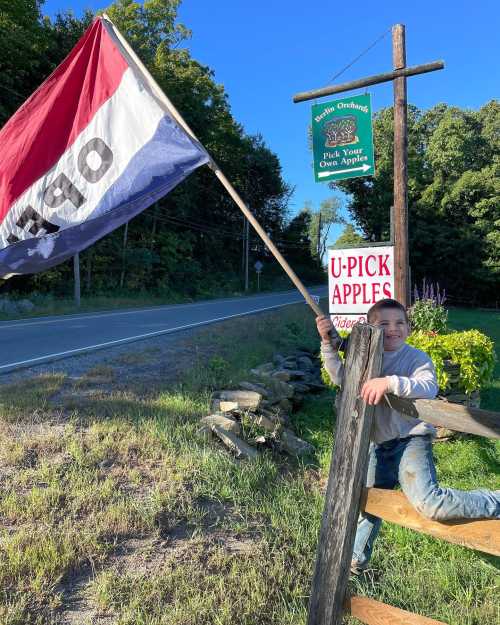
[149,207,315,249]
[327,27,391,85]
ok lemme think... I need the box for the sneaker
[350,559,367,576]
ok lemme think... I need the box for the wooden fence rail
[385,394,500,439]
[363,488,500,556]
[345,595,448,625]
[308,323,500,625]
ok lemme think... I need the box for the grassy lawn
[0,305,498,624]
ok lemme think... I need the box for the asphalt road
[0,287,327,374]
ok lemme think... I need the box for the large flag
[0,17,209,278]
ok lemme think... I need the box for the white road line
[0,300,308,372]
[0,288,326,329]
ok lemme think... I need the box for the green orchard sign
[312,94,375,182]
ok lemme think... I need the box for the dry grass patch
[0,373,66,422]
[110,347,162,366]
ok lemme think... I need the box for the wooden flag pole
[101,14,329,321]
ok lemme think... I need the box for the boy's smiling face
[372,308,409,351]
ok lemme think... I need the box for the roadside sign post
[293,24,444,309]
[254,260,263,291]
[312,94,375,183]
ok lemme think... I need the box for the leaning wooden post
[307,323,384,625]
[392,24,409,308]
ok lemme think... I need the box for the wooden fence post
[307,323,384,625]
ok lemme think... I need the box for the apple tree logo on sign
[323,115,357,148]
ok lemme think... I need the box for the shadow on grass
[474,437,500,476]
[291,392,337,471]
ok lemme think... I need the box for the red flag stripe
[0,18,127,225]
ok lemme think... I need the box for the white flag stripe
[0,68,164,248]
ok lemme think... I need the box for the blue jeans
[353,435,500,567]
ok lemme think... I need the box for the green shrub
[321,329,495,395]
[407,330,496,394]
[408,299,448,333]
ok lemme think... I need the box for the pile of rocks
[199,349,325,459]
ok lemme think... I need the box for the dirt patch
[56,527,260,625]
[56,565,114,625]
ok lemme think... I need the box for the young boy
[317,298,500,574]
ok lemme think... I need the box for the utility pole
[120,221,128,289]
[73,253,81,308]
[241,215,246,274]
[392,24,409,307]
[244,219,249,291]
[317,211,322,259]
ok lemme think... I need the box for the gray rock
[239,381,271,398]
[201,414,242,435]
[283,369,308,380]
[245,412,280,434]
[280,429,315,456]
[266,378,294,400]
[289,381,311,393]
[211,425,259,459]
[250,363,274,377]
[211,399,239,413]
[297,356,314,371]
[211,390,262,410]
[302,381,325,392]
[271,370,292,382]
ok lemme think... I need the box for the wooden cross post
[293,23,445,308]
[392,24,409,306]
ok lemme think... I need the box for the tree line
[333,101,499,306]
[1,2,498,305]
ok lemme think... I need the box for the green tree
[306,197,344,260]
[330,100,500,304]
[1,0,294,298]
[280,210,323,282]
[0,0,47,124]
[333,224,365,248]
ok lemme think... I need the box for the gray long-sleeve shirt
[321,341,439,444]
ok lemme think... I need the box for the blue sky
[41,0,499,244]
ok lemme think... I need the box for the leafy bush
[408,299,448,333]
[321,329,495,395]
[407,330,495,393]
